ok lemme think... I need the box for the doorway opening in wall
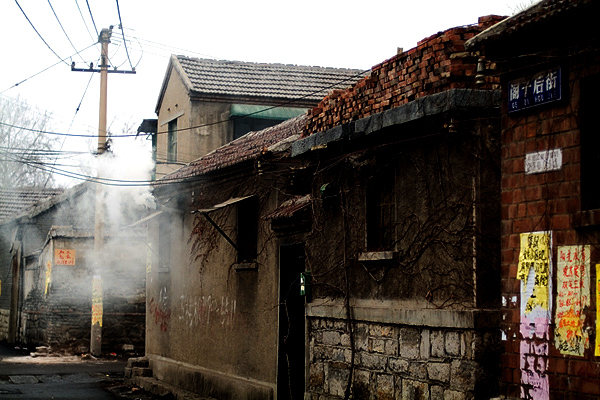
[277,243,306,400]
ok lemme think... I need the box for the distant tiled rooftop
[0,188,64,222]
[175,56,366,103]
[160,114,307,183]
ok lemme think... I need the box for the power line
[85,0,99,38]
[14,0,69,66]
[115,0,134,71]
[0,121,100,138]
[1,43,97,94]
[121,32,218,60]
[0,67,370,139]
[74,0,96,43]
[72,69,97,126]
[47,0,86,62]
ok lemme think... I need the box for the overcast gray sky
[0,0,532,185]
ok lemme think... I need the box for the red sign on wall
[54,249,76,265]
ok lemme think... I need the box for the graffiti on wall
[179,295,236,329]
[149,287,171,332]
[517,232,552,400]
[555,245,590,356]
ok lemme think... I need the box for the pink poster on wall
[517,232,552,400]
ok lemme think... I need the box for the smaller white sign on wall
[525,149,562,175]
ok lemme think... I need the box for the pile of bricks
[303,15,505,137]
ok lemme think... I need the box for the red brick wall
[500,57,600,398]
[303,15,505,137]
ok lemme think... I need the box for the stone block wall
[307,316,497,400]
[303,15,505,136]
[0,309,8,341]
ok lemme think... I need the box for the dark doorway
[277,243,306,400]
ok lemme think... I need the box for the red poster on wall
[54,249,75,265]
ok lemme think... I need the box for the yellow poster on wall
[517,232,551,313]
[44,261,52,295]
[92,276,103,327]
[555,245,590,356]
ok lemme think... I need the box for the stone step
[124,367,152,379]
[127,356,149,368]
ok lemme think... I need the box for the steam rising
[95,137,156,231]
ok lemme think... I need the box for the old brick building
[153,56,365,179]
[467,0,600,398]
[0,187,63,343]
[0,183,147,355]
[292,16,503,400]
[141,16,506,400]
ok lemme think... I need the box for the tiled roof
[0,188,64,222]
[160,114,307,183]
[466,0,595,48]
[175,56,366,103]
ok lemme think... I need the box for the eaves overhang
[465,0,598,51]
[154,55,195,115]
[291,88,500,157]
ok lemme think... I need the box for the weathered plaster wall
[155,68,232,179]
[288,16,504,400]
[147,179,281,399]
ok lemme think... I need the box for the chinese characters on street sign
[509,67,561,113]
[525,149,562,175]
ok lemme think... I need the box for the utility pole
[91,27,110,357]
[72,26,135,357]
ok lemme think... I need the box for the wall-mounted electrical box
[300,272,312,298]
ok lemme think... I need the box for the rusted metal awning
[191,195,254,214]
[126,210,163,228]
[191,196,254,252]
